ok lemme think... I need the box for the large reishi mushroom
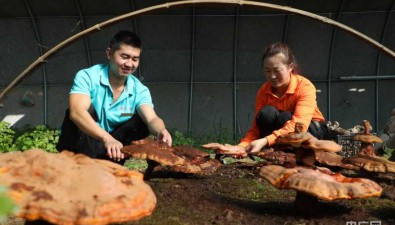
[256,164,382,200]
[255,164,383,212]
[0,149,156,225]
[121,137,221,176]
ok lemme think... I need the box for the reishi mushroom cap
[342,154,395,173]
[313,150,358,170]
[202,143,247,157]
[302,137,342,153]
[256,164,382,201]
[122,137,186,166]
[353,134,382,143]
[122,137,221,175]
[0,149,156,225]
[275,132,313,148]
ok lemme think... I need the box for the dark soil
[131,161,395,225]
[2,160,395,225]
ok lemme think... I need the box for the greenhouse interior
[1,1,395,225]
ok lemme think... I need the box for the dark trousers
[56,108,149,162]
[256,105,330,140]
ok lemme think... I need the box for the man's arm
[69,93,124,160]
[137,104,172,146]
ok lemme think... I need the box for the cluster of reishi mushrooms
[343,120,395,174]
[203,121,393,213]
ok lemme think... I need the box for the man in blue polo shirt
[56,30,172,163]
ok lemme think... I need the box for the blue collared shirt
[70,64,153,132]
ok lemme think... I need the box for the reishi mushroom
[353,120,382,156]
[256,164,382,200]
[256,164,383,212]
[0,149,156,225]
[275,122,313,148]
[201,143,248,159]
[121,137,221,177]
[253,148,296,168]
[342,154,395,173]
[253,122,383,213]
[270,124,349,169]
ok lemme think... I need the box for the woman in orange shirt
[239,42,330,153]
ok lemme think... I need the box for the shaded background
[0,0,394,140]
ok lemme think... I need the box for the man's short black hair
[109,30,142,50]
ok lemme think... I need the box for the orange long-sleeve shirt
[240,73,325,147]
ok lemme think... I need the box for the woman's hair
[262,42,298,72]
[109,30,142,51]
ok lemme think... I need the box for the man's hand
[103,136,124,161]
[246,137,268,153]
[157,129,172,146]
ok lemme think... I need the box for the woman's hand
[246,137,268,153]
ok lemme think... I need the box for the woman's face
[263,53,293,89]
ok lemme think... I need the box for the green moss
[124,158,148,171]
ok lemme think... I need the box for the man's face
[107,43,141,79]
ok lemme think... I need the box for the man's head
[106,31,142,79]
[109,30,142,51]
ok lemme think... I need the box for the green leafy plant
[382,146,394,160]
[0,186,18,219]
[170,130,195,147]
[124,158,148,171]
[170,129,239,148]
[0,122,18,153]
[13,125,60,153]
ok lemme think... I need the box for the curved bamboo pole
[2,0,395,101]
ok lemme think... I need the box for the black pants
[256,105,330,140]
[56,108,149,162]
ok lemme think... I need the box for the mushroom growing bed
[1,124,394,225]
[1,155,394,225]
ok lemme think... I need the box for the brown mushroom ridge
[256,165,382,201]
[343,154,395,173]
[0,149,156,225]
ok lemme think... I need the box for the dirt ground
[2,159,395,225]
[134,161,395,225]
